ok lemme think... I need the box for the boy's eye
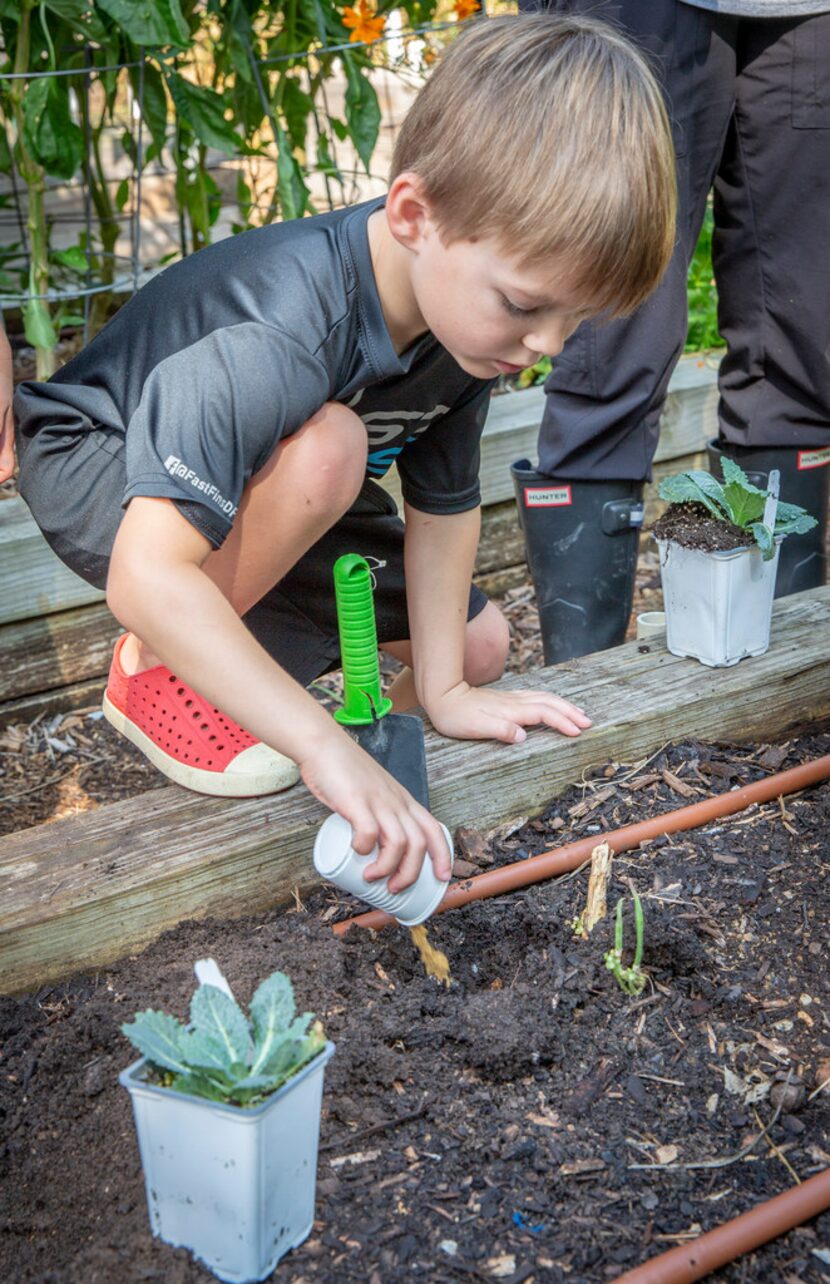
[500,293,534,317]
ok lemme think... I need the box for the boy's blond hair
[392,13,676,316]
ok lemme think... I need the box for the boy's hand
[425,681,591,744]
[298,732,452,894]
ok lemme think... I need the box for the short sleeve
[395,379,493,515]
[123,323,330,545]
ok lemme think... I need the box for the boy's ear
[385,172,435,251]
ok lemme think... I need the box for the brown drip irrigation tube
[612,1166,830,1283]
[332,754,830,936]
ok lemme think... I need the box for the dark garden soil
[652,502,751,554]
[2,730,830,1283]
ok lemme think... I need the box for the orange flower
[453,0,479,20]
[342,0,385,44]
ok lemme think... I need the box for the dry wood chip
[330,1148,381,1168]
[526,1110,560,1129]
[559,1158,606,1176]
[568,786,616,820]
[486,815,529,842]
[487,1254,517,1278]
[660,769,700,798]
[625,772,662,790]
[455,827,495,866]
[755,1032,791,1061]
[758,745,789,771]
[654,1144,680,1165]
[712,853,739,865]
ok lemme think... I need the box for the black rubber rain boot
[707,439,830,597]
[511,460,644,665]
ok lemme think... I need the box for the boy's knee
[465,602,509,685]
[296,401,367,510]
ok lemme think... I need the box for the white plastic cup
[313,812,453,926]
[636,610,667,640]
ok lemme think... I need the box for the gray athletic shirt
[14,198,492,547]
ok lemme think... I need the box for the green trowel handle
[333,554,393,727]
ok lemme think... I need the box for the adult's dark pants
[520,1,830,480]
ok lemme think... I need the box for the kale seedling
[122,967,325,1108]
[604,892,648,996]
[658,458,816,560]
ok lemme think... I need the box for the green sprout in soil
[121,969,325,1108]
[604,892,648,996]
[658,458,817,561]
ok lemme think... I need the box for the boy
[11,14,676,894]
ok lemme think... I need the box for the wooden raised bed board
[0,586,827,995]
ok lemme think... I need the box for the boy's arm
[0,329,14,484]
[404,502,591,742]
[108,496,452,892]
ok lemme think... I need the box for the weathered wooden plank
[0,497,105,627]
[0,586,826,995]
[0,603,120,702]
[0,678,108,729]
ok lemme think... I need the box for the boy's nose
[523,320,571,359]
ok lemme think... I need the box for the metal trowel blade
[350,712,430,810]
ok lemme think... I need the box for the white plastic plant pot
[120,1041,335,1284]
[656,537,781,668]
[313,811,453,925]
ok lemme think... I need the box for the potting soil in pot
[651,501,749,553]
[2,730,830,1282]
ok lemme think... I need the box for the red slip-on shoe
[102,634,300,797]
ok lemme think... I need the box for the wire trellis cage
[0,4,475,378]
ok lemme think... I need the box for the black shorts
[244,481,488,687]
[17,422,488,689]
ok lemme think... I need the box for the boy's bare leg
[121,403,367,675]
[381,600,510,712]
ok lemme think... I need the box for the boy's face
[410,223,597,380]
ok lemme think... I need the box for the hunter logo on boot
[523,485,572,508]
[797,447,830,471]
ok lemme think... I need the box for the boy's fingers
[387,832,427,894]
[425,816,453,880]
[519,692,592,724]
[349,810,380,857]
[507,697,592,735]
[363,814,407,882]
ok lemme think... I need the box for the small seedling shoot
[121,962,325,1108]
[604,891,648,996]
[658,458,816,559]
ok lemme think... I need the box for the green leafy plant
[604,891,647,996]
[121,967,325,1108]
[658,458,817,561]
[685,205,723,353]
